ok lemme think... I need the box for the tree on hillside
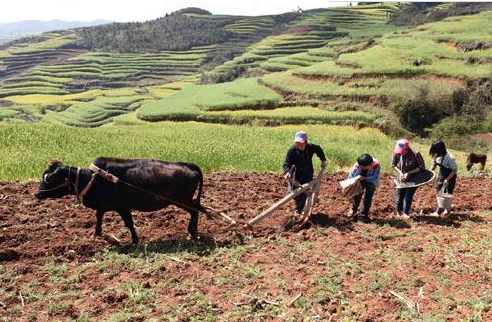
[76,10,234,52]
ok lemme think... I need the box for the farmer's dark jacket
[283,143,326,183]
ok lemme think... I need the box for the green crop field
[294,60,360,78]
[0,123,390,181]
[419,11,492,43]
[44,94,149,127]
[337,36,492,78]
[262,72,462,100]
[0,34,76,55]
[201,106,376,125]
[0,122,474,182]
[137,78,283,120]
[225,17,274,34]
[1,90,104,105]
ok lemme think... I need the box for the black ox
[35,157,209,244]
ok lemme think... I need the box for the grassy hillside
[1,4,492,150]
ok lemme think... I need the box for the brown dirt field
[1,172,492,321]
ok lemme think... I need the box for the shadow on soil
[309,211,485,230]
[109,235,230,256]
[412,212,484,228]
[373,218,412,229]
[307,213,356,232]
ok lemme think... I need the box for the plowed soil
[1,172,492,321]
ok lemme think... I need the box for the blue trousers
[396,187,417,214]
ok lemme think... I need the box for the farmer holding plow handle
[283,131,327,217]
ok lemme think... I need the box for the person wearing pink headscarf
[391,139,425,218]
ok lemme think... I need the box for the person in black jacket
[283,131,327,215]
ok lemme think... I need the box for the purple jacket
[391,148,425,174]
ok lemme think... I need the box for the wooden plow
[245,165,326,231]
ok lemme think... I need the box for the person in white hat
[283,131,327,216]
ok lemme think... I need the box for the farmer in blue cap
[283,131,327,216]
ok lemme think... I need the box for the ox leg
[117,210,139,244]
[188,210,199,238]
[94,209,105,237]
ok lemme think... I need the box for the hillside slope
[0,4,399,127]
[1,3,492,147]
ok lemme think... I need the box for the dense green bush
[394,81,456,136]
[425,77,492,148]
[393,77,492,137]
[459,80,492,119]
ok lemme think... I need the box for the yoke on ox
[245,164,326,231]
[35,158,235,244]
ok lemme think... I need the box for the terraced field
[207,4,400,80]
[247,9,492,124]
[44,90,150,127]
[138,78,283,120]
[335,13,492,79]
[224,17,274,35]
[0,11,283,126]
[120,8,492,131]
[0,82,199,127]
[134,5,410,128]
[0,33,79,75]
[0,46,215,97]
[261,71,462,101]
[2,5,492,134]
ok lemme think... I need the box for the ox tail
[188,163,204,208]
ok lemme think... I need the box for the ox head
[35,159,71,200]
